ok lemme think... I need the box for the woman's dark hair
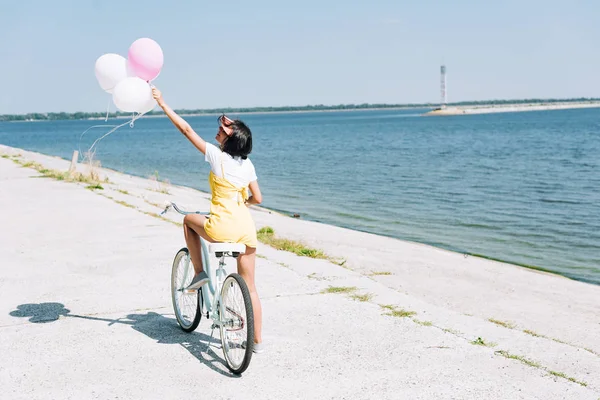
[221,120,253,159]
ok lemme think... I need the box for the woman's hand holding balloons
[152,87,165,107]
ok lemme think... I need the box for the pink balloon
[128,38,164,82]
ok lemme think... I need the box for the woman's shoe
[186,271,209,290]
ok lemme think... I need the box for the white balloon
[112,77,153,113]
[94,53,130,94]
[139,96,156,115]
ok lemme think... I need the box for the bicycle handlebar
[160,201,209,216]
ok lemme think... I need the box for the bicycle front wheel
[220,273,254,374]
[171,248,202,332]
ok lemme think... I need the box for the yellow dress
[203,160,258,248]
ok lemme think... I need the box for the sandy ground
[424,102,600,116]
[0,144,599,400]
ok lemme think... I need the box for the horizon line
[2,96,600,117]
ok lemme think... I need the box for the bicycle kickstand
[206,323,221,351]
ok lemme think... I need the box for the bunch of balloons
[94,38,163,115]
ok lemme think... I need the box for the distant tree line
[2,98,599,121]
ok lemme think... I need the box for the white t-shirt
[205,143,257,188]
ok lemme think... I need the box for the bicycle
[161,201,255,374]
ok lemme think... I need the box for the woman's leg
[183,214,214,275]
[237,246,262,344]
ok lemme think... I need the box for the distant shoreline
[424,101,600,116]
[3,98,600,121]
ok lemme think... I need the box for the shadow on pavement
[9,302,238,378]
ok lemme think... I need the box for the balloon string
[105,98,110,122]
[86,117,135,157]
[78,123,119,161]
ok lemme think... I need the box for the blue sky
[1,0,598,113]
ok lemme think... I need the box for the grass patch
[388,308,417,318]
[144,200,163,208]
[413,319,433,327]
[321,286,357,294]
[370,271,392,276]
[495,350,540,368]
[149,170,171,194]
[350,293,373,302]
[547,370,587,387]
[332,258,347,267]
[443,328,461,335]
[495,350,587,387]
[277,262,290,269]
[523,329,544,338]
[471,337,496,347]
[256,254,267,259]
[115,200,135,208]
[86,184,104,190]
[584,348,599,356]
[488,318,515,329]
[12,154,109,186]
[117,189,130,195]
[257,226,327,259]
[379,304,416,318]
[551,337,569,345]
[142,211,183,227]
[1,154,9,159]
[257,226,275,237]
[524,330,599,357]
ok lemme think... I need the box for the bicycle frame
[163,201,238,328]
[200,237,226,324]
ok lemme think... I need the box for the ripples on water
[1,107,599,284]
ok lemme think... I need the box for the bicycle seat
[209,242,246,258]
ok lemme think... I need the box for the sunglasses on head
[218,114,234,127]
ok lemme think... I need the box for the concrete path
[1,146,598,399]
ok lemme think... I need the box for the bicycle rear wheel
[171,248,202,332]
[220,273,254,374]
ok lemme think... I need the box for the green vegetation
[443,328,461,335]
[547,370,587,386]
[141,211,183,227]
[332,258,347,267]
[9,154,107,186]
[85,184,104,190]
[3,98,600,121]
[471,337,496,347]
[584,348,599,356]
[523,329,543,338]
[488,318,516,329]
[321,286,357,294]
[350,293,374,302]
[257,226,327,259]
[144,200,163,208]
[495,350,541,368]
[115,200,135,208]
[494,350,587,386]
[380,304,417,318]
[370,271,392,276]
[413,319,433,327]
[149,171,170,194]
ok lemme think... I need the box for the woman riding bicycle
[152,87,264,353]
